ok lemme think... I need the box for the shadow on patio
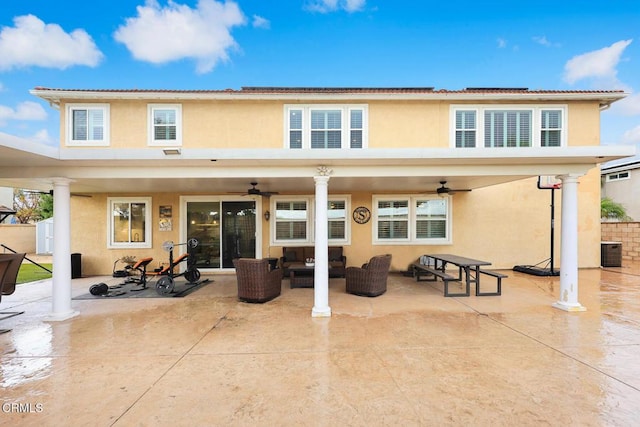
[1,265,639,426]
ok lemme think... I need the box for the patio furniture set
[234,252,392,303]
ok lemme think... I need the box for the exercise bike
[155,238,202,296]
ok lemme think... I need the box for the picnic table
[412,254,507,297]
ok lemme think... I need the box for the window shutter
[350,109,363,148]
[455,110,476,148]
[484,110,531,147]
[73,110,88,140]
[289,109,302,148]
[541,110,562,147]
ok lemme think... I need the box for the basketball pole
[512,176,561,276]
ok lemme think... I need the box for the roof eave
[29,88,628,105]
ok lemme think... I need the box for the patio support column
[46,178,79,321]
[553,174,586,312]
[312,166,332,317]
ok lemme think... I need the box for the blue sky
[1,0,639,154]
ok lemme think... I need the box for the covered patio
[1,265,639,425]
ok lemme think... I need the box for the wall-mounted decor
[352,206,371,224]
[159,205,172,231]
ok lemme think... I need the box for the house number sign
[352,206,371,224]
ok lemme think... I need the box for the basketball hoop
[537,175,562,190]
[513,175,562,276]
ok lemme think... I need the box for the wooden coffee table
[289,265,315,288]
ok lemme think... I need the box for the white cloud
[306,0,366,13]
[532,35,560,48]
[0,101,47,126]
[533,36,550,47]
[0,14,103,70]
[622,125,640,145]
[252,15,270,29]
[497,38,507,49]
[563,39,632,86]
[114,0,246,74]
[613,92,640,116]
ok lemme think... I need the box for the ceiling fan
[244,182,279,197]
[434,180,472,195]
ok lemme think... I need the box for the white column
[46,178,79,321]
[312,167,332,317]
[552,174,586,312]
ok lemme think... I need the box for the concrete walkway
[1,265,639,426]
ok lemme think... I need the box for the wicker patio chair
[0,253,25,297]
[345,254,392,297]
[0,253,26,334]
[233,258,282,303]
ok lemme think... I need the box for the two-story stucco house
[0,86,634,319]
[601,158,640,221]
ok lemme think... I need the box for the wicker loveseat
[279,246,346,278]
[233,258,282,303]
[345,254,392,297]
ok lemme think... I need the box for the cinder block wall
[601,222,640,262]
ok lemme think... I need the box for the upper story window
[373,195,451,245]
[285,105,367,149]
[148,104,182,146]
[66,104,109,146]
[107,197,152,249]
[606,171,630,182]
[271,196,350,245]
[453,105,566,148]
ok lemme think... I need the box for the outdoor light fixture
[162,148,181,155]
[264,210,271,221]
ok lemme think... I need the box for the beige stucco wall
[70,193,185,275]
[59,99,594,150]
[0,224,36,253]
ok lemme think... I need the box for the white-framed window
[373,195,451,245]
[606,171,631,182]
[285,105,367,149]
[452,105,566,148]
[271,195,350,245]
[107,197,152,249]
[148,104,182,146]
[66,104,110,146]
[541,109,563,147]
[274,198,309,243]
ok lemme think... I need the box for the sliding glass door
[184,198,256,270]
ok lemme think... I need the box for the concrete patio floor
[1,264,639,426]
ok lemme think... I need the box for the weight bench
[411,263,467,297]
[149,253,189,276]
[124,257,154,291]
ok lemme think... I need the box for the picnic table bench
[412,254,507,297]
